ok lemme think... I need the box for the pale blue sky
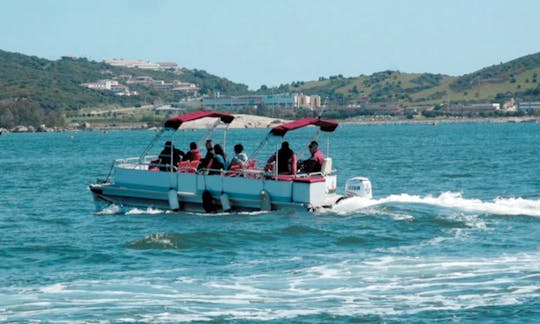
[1,0,539,89]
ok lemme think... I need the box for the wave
[332,192,540,217]
[125,233,183,249]
[95,204,121,215]
[11,253,538,322]
[125,207,166,215]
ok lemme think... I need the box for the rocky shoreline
[1,115,538,135]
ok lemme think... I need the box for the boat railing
[114,156,159,170]
[113,156,332,180]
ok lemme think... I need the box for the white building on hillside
[81,79,134,96]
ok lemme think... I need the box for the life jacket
[187,148,201,161]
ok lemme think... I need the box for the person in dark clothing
[198,139,215,170]
[267,141,296,174]
[158,141,184,171]
[183,142,202,161]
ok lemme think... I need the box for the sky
[1,0,539,89]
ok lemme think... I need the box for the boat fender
[259,189,272,211]
[202,189,217,213]
[220,193,231,212]
[168,189,180,211]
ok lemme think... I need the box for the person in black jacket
[158,141,184,171]
[198,139,215,170]
[267,141,295,174]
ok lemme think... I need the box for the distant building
[104,59,160,70]
[203,93,321,109]
[442,103,497,115]
[172,81,198,95]
[503,98,517,111]
[156,62,178,69]
[81,79,134,96]
[363,102,403,114]
[81,79,118,90]
[123,75,198,95]
[126,76,154,85]
[517,101,540,113]
[104,59,181,71]
[203,95,265,108]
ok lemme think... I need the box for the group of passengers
[156,139,324,175]
[197,139,249,174]
[156,139,249,174]
[266,140,325,175]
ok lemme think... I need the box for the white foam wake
[332,192,540,216]
[125,207,165,215]
[95,204,121,215]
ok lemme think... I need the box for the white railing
[113,157,331,180]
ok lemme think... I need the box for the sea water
[0,122,539,322]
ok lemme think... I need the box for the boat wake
[95,204,122,215]
[332,192,540,217]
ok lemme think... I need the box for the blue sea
[1,122,539,323]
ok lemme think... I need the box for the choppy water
[1,122,539,322]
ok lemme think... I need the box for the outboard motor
[344,177,372,199]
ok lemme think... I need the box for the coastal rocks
[12,125,30,133]
[37,124,54,132]
[6,124,58,133]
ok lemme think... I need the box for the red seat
[148,158,161,171]
[247,159,257,169]
[226,164,242,177]
[188,160,199,173]
[178,160,199,173]
[244,159,259,178]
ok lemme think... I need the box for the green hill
[0,49,249,128]
[273,52,540,106]
[1,49,540,129]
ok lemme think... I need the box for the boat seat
[244,159,263,178]
[226,164,242,177]
[320,157,332,175]
[178,160,200,173]
[189,160,199,173]
[247,159,257,169]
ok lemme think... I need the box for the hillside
[0,50,250,109]
[0,49,249,128]
[274,52,540,106]
[1,49,540,129]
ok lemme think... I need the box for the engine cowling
[344,177,372,199]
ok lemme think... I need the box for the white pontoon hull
[90,163,342,212]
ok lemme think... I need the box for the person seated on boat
[183,142,202,161]
[228,144,248,170]
[198,139,215,171]
[158,141,184,171]
[266,141,296,174]
[208,144,227,175]
[299,140,324,174]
